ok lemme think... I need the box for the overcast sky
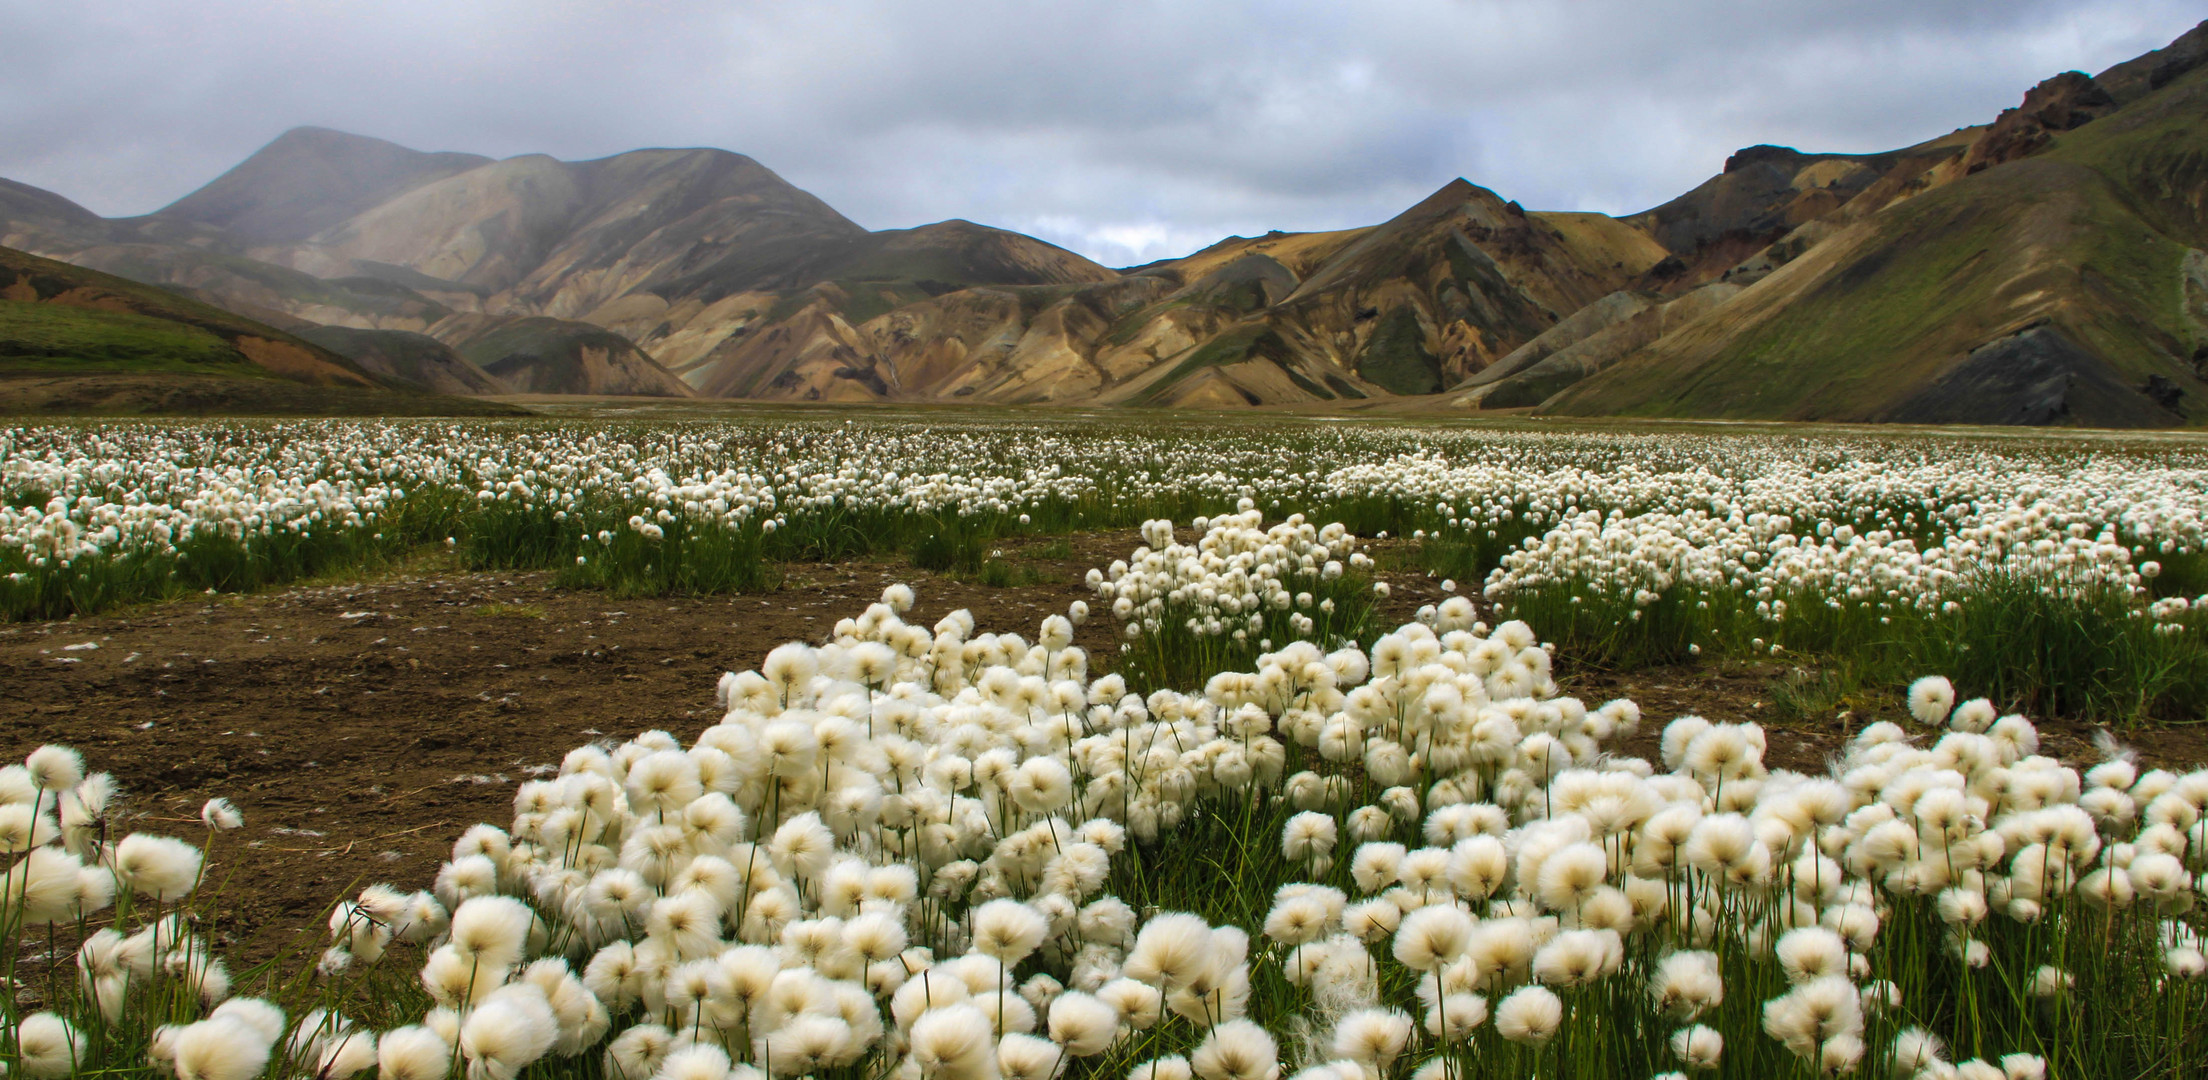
[3,1,2198,266]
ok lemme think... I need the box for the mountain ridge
[3,18,2204,423]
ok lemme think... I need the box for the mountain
[0,244,517,415]
[2,20,2204,423]
[1533,31,2208,427]
[673,182,1664,406]
[146,126,494,246]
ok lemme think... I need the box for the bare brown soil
[0,372,525,417]
[4,532,2200,975]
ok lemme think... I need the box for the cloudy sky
[4,1,2198,266]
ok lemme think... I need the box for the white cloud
[0,0,2197,261]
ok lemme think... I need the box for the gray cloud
[2,0,2197,266]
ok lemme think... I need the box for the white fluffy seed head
[24,746,83,793]
[1190,1020,1278,1080]
[998,1032,1064,1080]
[1532,929,1622,988]
[1670,1024,1723,1070]
[972,899,1049,964]
[318,1029,380,1080]
[458,985,557,1080]
[1391,905,1473,972]
[113,834,203,901]
[1535,842,1608,912]
[377,1026,452,1080]
[909,1003,996,1080]
[1891,1027,1947,1074]
[1330,1008,1412,1070]
[173,1017,274,1080]
[1047,990,1120,1056]
[1495,985,1564,1045]
[1126,912,1215,988]
[16,1012,84,1079]
[1774,927,1850,984]
[1098,978,1164,1030]
[1908,677,1956,726]
[1130,1056,1193,1080]
[449,895,535,971]
[199,798,244,832]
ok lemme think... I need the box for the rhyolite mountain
[5,19,2206,424]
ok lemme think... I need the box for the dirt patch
[1562,660,2208,774]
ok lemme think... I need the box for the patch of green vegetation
[759,279,936,327]
[908,523,989,574]
[966,556,1050,588]
[0,301,258,374]
[1501,568,2208,727]
[1322,372,1368,399]
[1765,663,1882,725]
[1355,305,1442,395]
[459,318,632,367]
[762,288,822,326]
[469,601,546,619]
[839,281,933,326]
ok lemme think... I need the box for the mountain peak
[152,127,493,245]
[1723,145,1812,173]
[1416,177,1484,206]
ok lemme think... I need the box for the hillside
[1540,54,2208,426]
[434,314,694,397]
[293,325,507,395]
[0,245,518,415]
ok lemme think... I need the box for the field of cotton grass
[3,498,2207,1080]
[9,416,2208,722]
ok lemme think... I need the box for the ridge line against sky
[3,1,2199,267]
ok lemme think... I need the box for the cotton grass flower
[16,1012,84,1079]
[1495,985,1564,1045]
[112,834,203,901]
[376,1026,452,1080]
[909,1004,995,1080]
[1190,1020,1278,1080]
[25,746,83,793]
[1669,1024,1722,1070]
[1909,677,1956,726]
[1130,1056,1194,1080]
[1047,990,1120,1056]
[169,1016,276,1080]
[459,985,558,1080]
[1392,905,1473,972]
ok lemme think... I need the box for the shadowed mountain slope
[1542,57,2208,426]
